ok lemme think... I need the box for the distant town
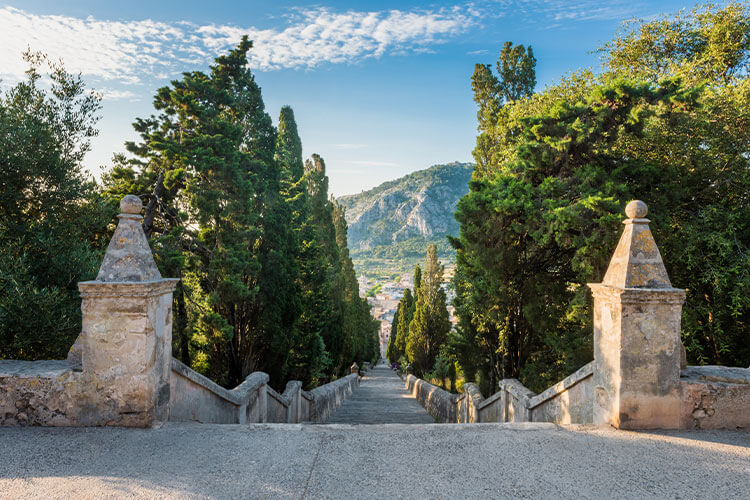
[357,262,458,358]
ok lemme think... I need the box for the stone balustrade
[1,197,748,429]
[0,195,361,427]
[403,201,749,429]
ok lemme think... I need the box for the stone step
[324,364,434,424]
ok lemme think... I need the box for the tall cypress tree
[274,106,328,387]
[332,200,379,365]
[108,37,300,388]
[304,154,347,376]
[394,264,421,360]
[394,287,414,358]
[406,245,450,377]
[387,304,401,363]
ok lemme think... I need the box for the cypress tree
[275,106,329,387]
[406,245,450,377]
[387,304,400,363]
[108,37,300,388]
[304,154,347,376]
[394,287,414,358]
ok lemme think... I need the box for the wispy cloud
[483,0,644,25]
[0,5,477,86]
[467,49,488,55]
[99,88,140,101]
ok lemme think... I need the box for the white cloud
[98,88,139,101]
[0,6,476,85]
[483,0,643,25]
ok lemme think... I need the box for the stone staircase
[325,363,433,424]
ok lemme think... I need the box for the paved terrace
[1,424,748,499]
[325,363,433,424]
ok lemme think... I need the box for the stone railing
[405,375,458,423]
[2,196,748,429]
[0,195,362,427]
[169,358,359,424]
[403,201,750,429]
[528,362,594,423]
[405,362,593,425]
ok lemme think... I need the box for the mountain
[337,162,474,277]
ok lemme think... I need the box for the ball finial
[120,195,143,215]
[625,200,648,219]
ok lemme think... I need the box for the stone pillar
[77,195,178,427]
[350,362,360,375]
[588,201,685,429]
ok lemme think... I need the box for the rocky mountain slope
[337,162,473,274]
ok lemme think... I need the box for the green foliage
[405,245,451,377]
[392,287,413,362]
[453,4,750,393]
[0,42,380,389]
[497,41,537,102]
[100,39,375,390]
[332,199,380,372]
[120,37,301,388]
[365,283,382,297]
[386,304,400,363]
[0,52,112,360]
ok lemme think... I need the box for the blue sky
[0,1,702,196]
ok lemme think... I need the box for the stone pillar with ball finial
[75,195,179,427]
[588,200,686,429]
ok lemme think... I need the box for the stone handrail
[169,358,359,424]
[405,375,458,423]
[3,196,749,429]
[526,362,594,424]
[408,363,595,424]
[306,373,360,423]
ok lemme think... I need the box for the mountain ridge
[337,161,474,275]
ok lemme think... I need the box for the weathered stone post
[350,362,360,375]
[588,201,685,429]
[76,195,178,427]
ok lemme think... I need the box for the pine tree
[497,42,536,102]
[107,37,300,388]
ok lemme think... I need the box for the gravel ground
[1,423,748,499]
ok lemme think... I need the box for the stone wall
[529,362,594,424]
[307,373,360,423]
[680,366,750,429]
[0,361,79,426]
[405,375,456,423]
[169,358,359,424]
[0,195,365,428]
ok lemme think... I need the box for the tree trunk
[142,169,165,238]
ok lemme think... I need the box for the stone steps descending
[324,364,434,424]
